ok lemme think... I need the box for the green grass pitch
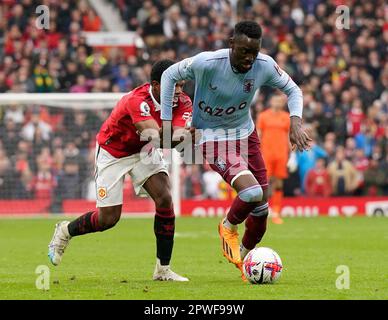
[0,216,387,300]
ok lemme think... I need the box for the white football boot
[48,221,71,266]
[152,259,189,281]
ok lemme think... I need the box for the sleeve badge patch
[98,187,107,199]
[140,101,151,116]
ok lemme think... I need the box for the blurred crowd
[0,0,387,209]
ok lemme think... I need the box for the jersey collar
[148,85,161,111]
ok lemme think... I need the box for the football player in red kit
[48,60,192,281]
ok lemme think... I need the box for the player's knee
[238,185,263,202]
[154,192,173,209]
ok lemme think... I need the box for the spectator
[202,164,223,199]
[0,0,387,203]
[82,9,102,32]
[344,137,357,160]
[0,146,14,199]
[0,118,20,157]
[363,158,386,196]
[13,143,33,198]
[354,125,376,158]
[163,5,187,39]
[114,64,133,92]
[70,74,89,93]
[142,5,165,48]
[305,158,332,197]
[21,108,52,142]
[182,165,204,199]
[51,158,82,212]
[58,158,82,199]
[29,147,55,200]
[352,148,369,195]
[296,127,327,192]
[328,146,358,196]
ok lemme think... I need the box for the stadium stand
[0,0,387,211]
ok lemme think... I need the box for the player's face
[230,35,261,73]
[174,81,185,96]
[153,80,185,103]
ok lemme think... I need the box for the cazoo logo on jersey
[198,100,247,116]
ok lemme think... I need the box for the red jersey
[347,108,364,136]
[97,83,192,158]
[305,169,332,197]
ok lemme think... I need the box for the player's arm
[134,119,194,149]
[160,54,203,146]
[160,57,196,122]
[264,58,312,151]
[170,94,200,147]
[134,119,161,145]
[127,99,161,147]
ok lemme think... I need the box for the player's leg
[67,205,122,236]
[204,143,263,263]
[240,195,268,260]
[130,147,188,281]
[48,205,123,266]
[222,173,267,281]
[240,130,271,260]
[142,172,188,281]
[222,173,264,230]
[48,145,127,266]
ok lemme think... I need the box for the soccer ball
[242,247,283,284]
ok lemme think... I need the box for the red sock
[227,196,258,225]
[155,207,175,265]
[242,215,267,250]
[90,210,101,230]
[68,210,101,236]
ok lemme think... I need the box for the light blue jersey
[161,49,303,143]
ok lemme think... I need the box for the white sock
[156,258,169,270]
[240,244,250,260]
[223,218,238,231]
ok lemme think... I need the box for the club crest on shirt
[243,79,255,93]
[215,157,227,172]
[140,101,151,116]
[98,187,107,200]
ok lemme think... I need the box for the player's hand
[289,116,312,152]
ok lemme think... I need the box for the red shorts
[201,130,268,189]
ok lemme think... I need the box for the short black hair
[234,20,262,39]
[151,59,175,83]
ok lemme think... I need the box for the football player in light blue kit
[160,21,311,281]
